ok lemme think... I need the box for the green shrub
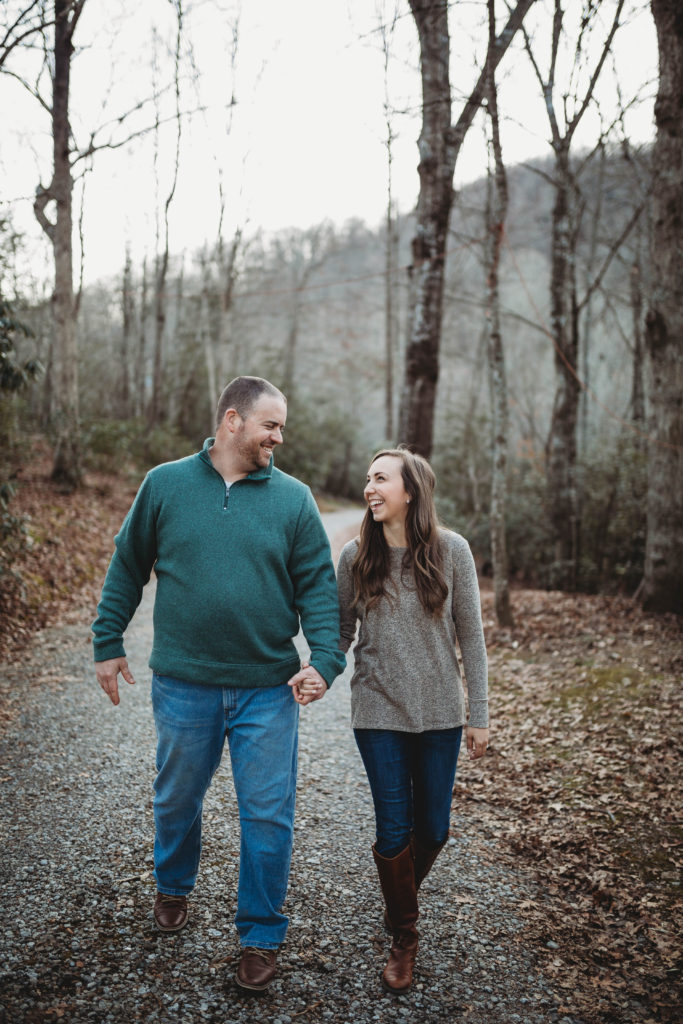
[82,418,194,473]
[0,480,29,584]
[433,421,646,593]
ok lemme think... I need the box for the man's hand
[287,663,327,706]
[96,657,136,706]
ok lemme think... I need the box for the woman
[336,447,489,994]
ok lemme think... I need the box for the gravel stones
[0,514,581,1024]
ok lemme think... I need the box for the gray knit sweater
[337,530,489,732]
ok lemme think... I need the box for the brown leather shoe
[154,892,188,932]
[235,947,278,991]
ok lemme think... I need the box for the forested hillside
[4,148,651,591]
[1,0,681,611]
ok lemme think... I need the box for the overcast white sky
[1,0,658,286]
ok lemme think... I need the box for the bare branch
[0,0,54,70]
[68,0,87,37]
[33,181,55,242]
[71,104,207,165]
[0,65,51,112]
[521,4,561,146]
[566,0,626,143]
[577,200,646,313]
[452,0,538,157]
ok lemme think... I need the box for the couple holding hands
[93,376,488,995]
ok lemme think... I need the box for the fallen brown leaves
[1,459,681,1022]
[0,449,139,660]
[456,588,683,1023]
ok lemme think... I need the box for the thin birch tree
[485,0,513,627]
[149,2,183,428]
[522,0,626,588]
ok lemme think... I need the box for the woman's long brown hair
[352,448,448,616]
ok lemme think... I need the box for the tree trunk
[149,248,168,427]
[384,183,397,441]
[399,0,453,458]
[34,1,84,490]
[579,143,606,457]
[199,250,217,420]
[400,0,537,458]
[630,258,646,429]
[148,0,182,427]
[381,9,398,441]
[135,256,148,418]
[217,229,241,380]
[120,247,134,417]
[641,0,683,612]
[486,0,514,627]
[545,146,580,589]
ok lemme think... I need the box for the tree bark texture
[400,0,537,458]
[134,257,148,418]
[399,0,453,457]
[148,1,182,427]
[524,0,624,589]
[217,229,241,381]
[199,252,217,421]
[630,259,645,429]
[33,0,85,490]
[641,0,683,612]
[486,0,514,628]
[120,248,134,417]
[545,146,580,589]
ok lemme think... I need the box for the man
[93,376,344,992]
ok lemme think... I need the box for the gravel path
[0,510,580,1024]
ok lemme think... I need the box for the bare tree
[197,247,218,419]
[2,1,188,480]
[640,0,683,612]
[134,256,149,418]
[522,0,626,587]
[399,0,537,458]
[378,1,401,440]
[485,0,514,628]
[629,270,645,430]
[149,3,183,428]
[120,246,134,418]
[276,226,333,397]
[32,0,87,489]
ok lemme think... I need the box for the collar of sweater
[199,437,273,481]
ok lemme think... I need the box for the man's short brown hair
[215,377,286,431]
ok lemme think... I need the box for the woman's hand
[466,726,489,760]
[287,662,327,705]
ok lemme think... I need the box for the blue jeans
[354,727,463,858]
[151,673,299,949]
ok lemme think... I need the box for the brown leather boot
[372,844,419,994]
[383,834,446,932]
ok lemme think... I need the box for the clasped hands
[288,662,326,706]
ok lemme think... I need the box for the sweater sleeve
[288,490,346,687]
[336,541,358,654]
[91,473,158,662]
[450,534,489,729]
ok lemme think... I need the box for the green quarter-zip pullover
[92,439,345,688]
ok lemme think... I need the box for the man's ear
[223,408,242,433]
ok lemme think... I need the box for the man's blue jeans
[151,673,299,949]
[354,726,463,858]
